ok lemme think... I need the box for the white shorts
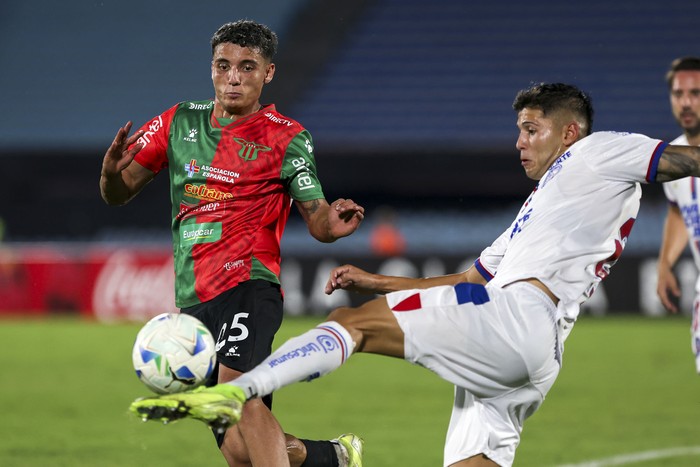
[387,282,562,467]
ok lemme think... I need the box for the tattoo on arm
[657,146,700,182]
[301,199,322,216]
[297,198,334,241]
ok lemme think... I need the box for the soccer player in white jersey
[656,56,700,373]
[131,82,700,467]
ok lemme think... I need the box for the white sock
[228,321,355,399]
[332,441,348,467]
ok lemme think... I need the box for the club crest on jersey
[233,138,272,161]
[540,150,573,188]
[540,164,562,188]
[185,159,200,177]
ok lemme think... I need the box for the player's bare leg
[218,365,290,467]
[130,364,352,466]
[221,295,405,402]
[326,296,407,358]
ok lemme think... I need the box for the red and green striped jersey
[133,101,325,307]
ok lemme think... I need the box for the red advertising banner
[0,245,176,321]
[0,244,693,320]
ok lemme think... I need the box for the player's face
[516,108,568,180]
[211,43,274,118]
[670,70,700,138]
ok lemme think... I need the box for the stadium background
[2,0,700,320]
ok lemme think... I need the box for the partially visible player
[131,82,700,466]
[656,56,700,373]
[102,20,364,467]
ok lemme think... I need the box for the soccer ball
[132,313,217,394]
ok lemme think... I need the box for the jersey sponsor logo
[680,203,700,237]
[510,207,532,239]
[180,222,222,244]
[290,156,317,191]
[225,345,241,357]
[304,138,313,154]
[177,200,223,221]
[223,260,244,271]
[183,159,239,184]
[136,116,164,148]
[268,342,323,368]
[184,183,233,201]
[201,165,239,184]
[188,102,213,110]
[233,138,272,161]
[185,159,200,177]
[264,112,294,127]
[184,128,198,143]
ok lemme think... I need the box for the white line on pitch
[556,446,700,467]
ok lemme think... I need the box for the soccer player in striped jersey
[131,83,700,466]
[656,56,700,374]
[102,20,364,467]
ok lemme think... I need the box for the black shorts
[182,280,283,447]
[181,279,283,385]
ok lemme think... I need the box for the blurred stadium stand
[290,0,700,150]
[1,0,698,254]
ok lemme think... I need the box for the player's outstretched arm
[657,145,700,181]
[325,264,485,295]
[100,122,153,205]
[296,197,365,243]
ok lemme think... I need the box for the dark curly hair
[211,20,278,61]
[513,83,594,136]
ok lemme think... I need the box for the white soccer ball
[132,313,217,394]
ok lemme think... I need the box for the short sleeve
[577,132,666,184]
[280,130,325,201]
[133,104,179,174]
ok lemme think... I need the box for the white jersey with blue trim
[477,131,666,321]
[661,134,700,293]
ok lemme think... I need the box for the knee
[326,297,403,356]
[239,397,270,425]
[220,428,250,466]
[327,306,354,326]
[236,398,281,440]
[285,434,307,466]
[326,306,365,348]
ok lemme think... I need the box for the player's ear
[264,63,275,84]
[563,121,580,147]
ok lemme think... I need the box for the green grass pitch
[1,315,698,466]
